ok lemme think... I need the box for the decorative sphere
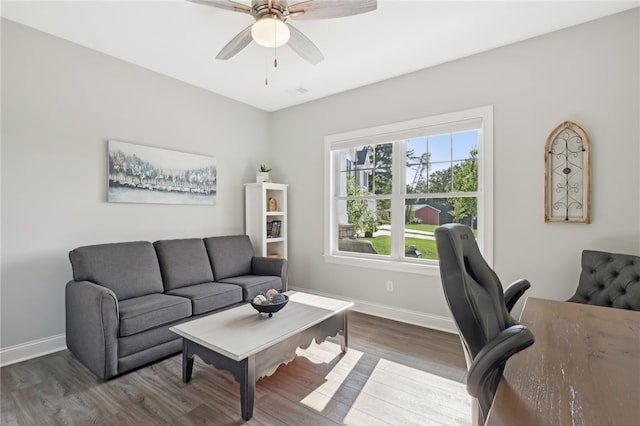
[253,294,267,305]
[266,289,279,302]
[271,293,286,304]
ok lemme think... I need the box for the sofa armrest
[65,280,119,379]
[251,257,289,291]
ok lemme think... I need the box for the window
[324,106,493,274]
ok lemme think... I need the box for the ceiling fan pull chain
[273,18,278,68]
[265,54,269,85]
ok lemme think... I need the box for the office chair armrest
[466,325,535,397]
[503,279,531,313]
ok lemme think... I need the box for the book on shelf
[267,220,282,238]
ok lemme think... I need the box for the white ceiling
[2,1,638,112]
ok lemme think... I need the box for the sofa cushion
[118,321,182,358]
[118,293,192,337]
[218,275,282,302]
[204,235,254,280]
[166,282,243,315]
[69,241,164,300]
[154,238,214,291]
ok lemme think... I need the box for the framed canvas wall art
[108,140,216,205]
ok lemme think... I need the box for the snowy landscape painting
[107,140,216,205]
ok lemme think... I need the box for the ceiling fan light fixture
[251,15,290,48]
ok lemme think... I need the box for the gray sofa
[65,235,287,380]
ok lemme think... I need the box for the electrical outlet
[386,280,393,292]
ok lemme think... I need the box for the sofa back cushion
[69,241,164,300]
[154,238,214,291]
[204,235,254,280]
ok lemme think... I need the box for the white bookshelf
[244,182,288,259]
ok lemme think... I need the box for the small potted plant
[256,164,272,183]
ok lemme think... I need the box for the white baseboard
[0,333,66,367]
[289,286,458,334]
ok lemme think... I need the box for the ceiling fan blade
[216,24,253,60]
[187,0,252,14]
[286,24,324,64]
[288,0,377,20]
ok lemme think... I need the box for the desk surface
[486,297,640,426]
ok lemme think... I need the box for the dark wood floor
[1,312,470,425]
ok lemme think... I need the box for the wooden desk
[486,297,640,426]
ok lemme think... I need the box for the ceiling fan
[188,0,377,65]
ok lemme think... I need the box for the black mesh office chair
[435,224,535,425]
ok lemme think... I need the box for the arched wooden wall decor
[545,121,591,223]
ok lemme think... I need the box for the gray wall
[1,19,271,349]
[270,9,640,325]
[1,9,639,356]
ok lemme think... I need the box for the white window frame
[324,105,494,276]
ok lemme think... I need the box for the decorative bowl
[250,294,289,317]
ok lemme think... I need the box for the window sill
[324,253,442,276]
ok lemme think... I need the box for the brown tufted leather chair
[568,250,640,311]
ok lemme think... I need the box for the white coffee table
[169,291,354,420]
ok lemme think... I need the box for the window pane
[366,199,391,255]
[426,162,453,193]
[404,197,477,260]
[452,132,478,193]
[334,146,374,196]
[406,164,423,194]
[374,167,392,194]
[335,144,393,196]
[372,143,393,195]
[406,137,427,194]
[336,199,390,256]
[403,200,440,260]
[452,130,478,160]
[337,169,355,196]
[427,134,451,163]
[451,157,478,193]
[407,137,427,165]
[406,135,455,195]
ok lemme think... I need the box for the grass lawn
[405,224,438,233]
[405,223,477,237]
[359,224,476,259]
[361,235,439,259]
